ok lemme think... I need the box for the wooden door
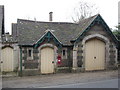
[85,38,105,71]
[41,47,54,74]
[1,47,14,71]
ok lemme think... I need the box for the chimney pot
[49,12,53,21]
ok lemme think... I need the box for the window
[28,49,32,57]
[63,50,66,56]
[62,48,67,59]
[27,48,33,60]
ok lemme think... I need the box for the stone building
[1,32,19,72]
[0,5,4,71]
[0,6,119,75]
[11,13,119,76]
[0,5,19,72]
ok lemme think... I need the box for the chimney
[49,12,53,21]
[5,32,10,41]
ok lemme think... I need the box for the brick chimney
[49,12,53,21]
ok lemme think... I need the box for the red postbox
[57,55,61,64]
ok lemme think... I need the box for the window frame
[27,48,33,60]
[62,48,67,59]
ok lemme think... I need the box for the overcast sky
[0,0,119,34]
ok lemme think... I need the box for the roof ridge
[78,14,99,23]
[17,19,78,25]
[73,14,99,41]
[17,14,99,25]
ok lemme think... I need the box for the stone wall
[22,47,39,69]
[58,46,73,67]
[76,23,118,70]
[22,46,73,69]
[0,43,1,72]
[21,37,73,74]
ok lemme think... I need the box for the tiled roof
[2,34,17,43]
[16,14,98,45]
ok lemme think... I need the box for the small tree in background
[72,1,99,23]
[112,25,120,64]
[112,25,120,40]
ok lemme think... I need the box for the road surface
[2,70,118,88]
[42,79,118,88]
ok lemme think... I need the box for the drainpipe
[20,46,22,77]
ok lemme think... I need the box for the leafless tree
[72,1,99,23]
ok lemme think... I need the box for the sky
[118,1,120,24]
[0,0,119,34]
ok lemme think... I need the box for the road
[2,70,118,88]
[0,75,2,90]
[42,79,118,88]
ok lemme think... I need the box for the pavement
[0,74,2,90]
[2,70,119,88]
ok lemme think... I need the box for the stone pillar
[0,43,1,72]
[114,45,118,67]
[0,43,1,90]
[72,46,78,70]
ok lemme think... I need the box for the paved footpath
[0,75,2,89]
[2,70,118,88]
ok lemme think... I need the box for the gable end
[75,14,119,47]
[34,30,62,48]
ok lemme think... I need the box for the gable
[34,30,62,48]
[85,24,116,43]
[75,14,119,47]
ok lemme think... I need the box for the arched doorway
[1,47,14,71]
[85,38,105,71]
[40,47,54,74]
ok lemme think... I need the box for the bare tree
[72,1,99,23]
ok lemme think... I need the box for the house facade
[11,14,118,76]
[0,6,119,75]
[0,6,19,72]
[0,5,4,72]
[1,33,19,72]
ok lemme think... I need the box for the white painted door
[41,47,54,74]
[85,38,105,71]
[1,47,14,71]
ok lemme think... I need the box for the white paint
[85,38,105,70]
[41,47,54,74]
[82,34,110,70]
[1,47,14,71]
